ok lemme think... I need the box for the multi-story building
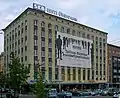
[107,44,120,84]
[3,3,108,87]
[0,52,4,73]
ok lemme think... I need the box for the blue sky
[0,0,120,53]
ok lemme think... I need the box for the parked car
[70,91,82,96]
[58,91,72,98]
[48,88,58,98]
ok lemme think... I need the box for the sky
[0,0,120,53]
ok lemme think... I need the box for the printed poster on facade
[56,31,93,68]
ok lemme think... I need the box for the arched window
[55,25,58,31]
[82,33,85,38]
[87,34,90,39]
[48,23,52,28]
[41,21,45,27]
[77,31,81,37]
[61,27,64,33]
[67,28,70,34]
[72,30,75,36]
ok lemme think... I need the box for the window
[41,37,45,41]
[41,51,45,57]
[55,25,58,31]
[25,36,27,41]
[34,56,38,61]
[12,43,14,48]
[55,68,58,80]
[61,27,64,33]
[21,38,23,43]
[21,22,23,26]
[21,57,23,62]
[12,35,14,40]
[49,67,52,81]
[34,40,37,46]
[34,35,38,40]
[49,48,52,52]
[25,46,27,51]
[72,30,75,36]
[49,58,52,63]
[41,47,45,51]
[34,46,38,50]
[73,68,76,80]
[25,26,27,31]
[25,56,27,61]
[48,23,52,28]
[41,21,45,27]
[48,31,52,38]
[41,57,45,63]
[34,25,38,31]
[82,33,85,38]
[21,28,23,33]
[96,71,98,75]
[83,69,85,80]
[61,67,65,80]
[34,20,38,25]
[18,30,20,36]
[78,68,81,81]
[67,28,70,34]
[21,48,23,53]
[41,32,45,37]
[87,34,90,39]
[88,69,90,80]
[77,31,81,36]
[34,27,38,35]
[18,40,20,45]
[67,68,70,81]
[41,27,45,32]
[42,67,45,80]
[25,20,27,25]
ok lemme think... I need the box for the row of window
[33,20,106,42]
[44,67,106,81]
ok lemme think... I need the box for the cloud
[1,0,120,53]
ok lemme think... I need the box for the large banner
[56,32,93,68]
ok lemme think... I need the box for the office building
[107,44,120,84]
[3,3,108,87]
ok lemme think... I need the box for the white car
[48,89,58,98]
[113,94,120,98]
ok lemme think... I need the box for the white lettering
[33,3,77,22]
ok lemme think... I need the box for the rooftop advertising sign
[33,3,77,22]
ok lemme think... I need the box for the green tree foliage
[34,71,48,98]
[0,72,6,87]
[8,52,30,91]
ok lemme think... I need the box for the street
[19,95,113,98]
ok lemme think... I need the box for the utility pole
[58,59,61,92]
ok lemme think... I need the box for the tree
[33,65,49,98]
[34,73,48,98]
[8,52,30,96]
[0,72,6,88]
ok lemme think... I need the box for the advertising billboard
[56,31,93,68]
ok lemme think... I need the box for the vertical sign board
[56,32,93,68]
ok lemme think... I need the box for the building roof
[108,43,120,49]
[3,7,108,35]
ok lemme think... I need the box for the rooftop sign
[33,3,77,22]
